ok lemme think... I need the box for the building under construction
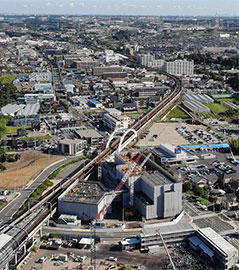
[102,151,182,220]
[58,181,111,221]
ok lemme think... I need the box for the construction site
[57,150,182,223]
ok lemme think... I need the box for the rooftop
[75,129,103,138]
[198,227,238,257]
[142,171,174,186]
[62,181,105,205]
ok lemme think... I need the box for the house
[223,193,238,210]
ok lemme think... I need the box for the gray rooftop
[75,129,103,138]
[142,171,173,186]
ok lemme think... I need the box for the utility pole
[89,221,96,270]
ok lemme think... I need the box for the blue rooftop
[89,99,101,105]
[181,143,229,149]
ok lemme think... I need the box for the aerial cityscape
[1,3,239,270]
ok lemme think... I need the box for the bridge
[0,71,182,270]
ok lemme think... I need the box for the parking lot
[192,215,235,233]
[176,126,227,145]
[137,123,204,147]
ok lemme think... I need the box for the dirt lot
[22,244,165,270]
[0,151,62,189]
[137,122,206,147]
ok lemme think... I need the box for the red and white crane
[95,149,148,221]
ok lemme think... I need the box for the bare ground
[0,151,62,189]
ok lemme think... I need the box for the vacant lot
[166,106,188,120]
[0,151,62,189]
[137,122,206,147]
[206,103,228,114]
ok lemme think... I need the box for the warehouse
[58,181,111,221]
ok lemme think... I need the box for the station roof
[0,234,12,250]
[198,227,237,258]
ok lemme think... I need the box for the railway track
[0,71,182,269]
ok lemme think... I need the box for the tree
[194,186,207,198]
[183,182,192,192]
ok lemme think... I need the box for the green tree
[183,182,193,192]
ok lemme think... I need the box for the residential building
[163,60,194,75]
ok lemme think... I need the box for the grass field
[206,103,228,114]
[20,135,52,141]
[166,106,188,120]
[214,98,235,102]
[0,74,18,85]
[0,151,62,189]
[6,126,32,135]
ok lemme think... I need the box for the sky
[0,0,239,16]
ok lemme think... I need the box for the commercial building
[75,129,104,146]
[29,71,52,82]
[103,113,130,131]
[93,66,123,76]
[58,181,111,221]
[58,138,86,156]
[72,58,100,70]
[1,104,25,116]
[24,93,56,104]
[154,143,198,165]
[163,60,194,76]
[88,99,103,109]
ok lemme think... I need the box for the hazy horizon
[0,0,239,17]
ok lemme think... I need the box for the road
[0,156,84,223]
[43,226,141,240]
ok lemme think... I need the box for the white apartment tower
[163,60,194,76]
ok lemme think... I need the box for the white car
[108,257,117,262]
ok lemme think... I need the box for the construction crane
[88,150,150,270]
[156,229,176,270]
[95,149,146,221]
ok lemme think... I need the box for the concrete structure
[103,112,130,131]
[58,181,111,221]
[58,138,86,156]
[24,93,55,104]
[29,71,52,82]
[154,143,198,165]
[139,222,195,251]
[163,60,194,76]
[88,99,103,109]
[195,228,238,270]
[75,129,104,146]
[93,66,123,76]
[103,151,182,220]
